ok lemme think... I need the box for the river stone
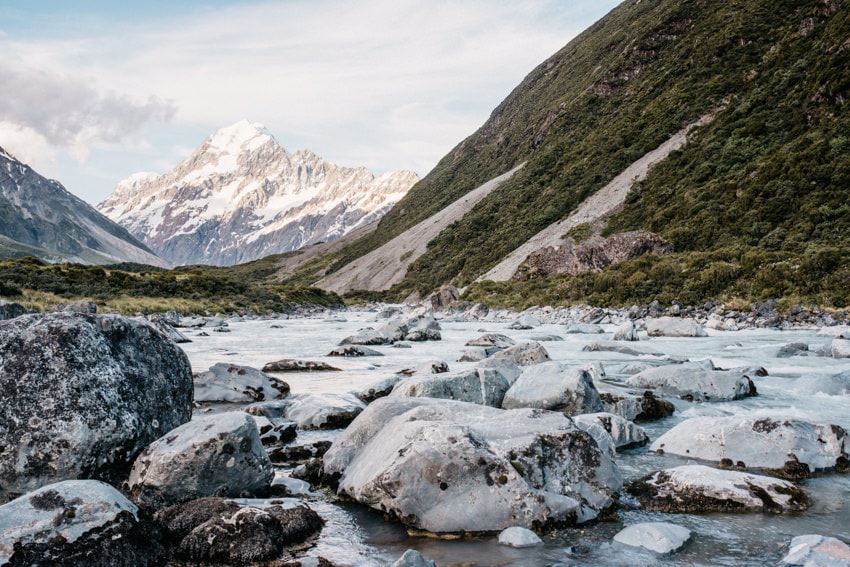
[476,357,523,386]
[565,322,605,334]
[613,522,691,554]
[0,312,193,501]
[509,314,539,330]
[626,464,809,513]
[324,397,622,533]
[501,361,603,416]
[327,345,384,357]
[391,549,437,567]
[831,338,850,358]
[492,341,551,366]
[498,526,543,547]
[600,391,675,423]
[625,364,757,402]
[262,359,341,372]
[582,340,665,357]
[390,367,510,407]
[282,392,366,430]
[780,534,850,566]
[338,327,393,346]
[611,321,639,341]
[128,412,273,508]
[0,479,156,566]
[573,413,649,452]
[193,362,290,403]
[354,375,404,404]
[458,347,490,362]
[465,333,515,349]
[651,416,848,472]
[646,317,707,337]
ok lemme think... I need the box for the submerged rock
[626,465,809,514]
[324,397,621,533]
[193,362,290,403]
[0,312,193,501]
[613,522,691,554]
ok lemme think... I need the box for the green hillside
[288,0,849,309]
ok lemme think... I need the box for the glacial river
[179,309,850,566]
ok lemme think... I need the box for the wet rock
[626,465,808,513]
[194,362,290,403]
[777,342,809,358]
[508,314,539,330]
[476,358,523,386]
[0,312,193,501]
[650,416,847,472]
[338,327,394,346]
[600,391,675,423]
[498,526,543,548]
[613,522,691,554]
[269,440,333,465]
[327,345,384,357]
[128,412,274,508]
[282,392,366,430]
[625,364,757,402]
[831,338,850,358]
[492,341,551,366]
[0,480,160,566]
[564,323,605,334]
[324,397,621,533]
[391,549,436,567]
[582,340,665,357]
[646,317,707,337]
[501,361,603,416]
[390,367,510,407]
[465,333,516,349]
[252,415,298,446]
[262,359,341,372]
[611,320,639,341]
[396,360,450,376]
[573,413,649,452]
[780,534,850,566]
[354,375,404,404]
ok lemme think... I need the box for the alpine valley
[98,120,419,267]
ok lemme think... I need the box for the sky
[0,0,621,206]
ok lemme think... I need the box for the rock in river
[501,361,603,416]
[625,363,757,402]
[193,362,290,403]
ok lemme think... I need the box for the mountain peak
[204,119,278,155]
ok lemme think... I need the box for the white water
[179,310,850,566]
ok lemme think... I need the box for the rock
[564,323,605,334]
[391,549,437,567]
[573,413,649,452]
[144,313,191,343]
[269,440,332,465]
[831,338,850,358]
[354,375,404,404]
[498,526,543,548]
[193,362,290,403]
[128,412,274,508]
[252,415,298,446]
[476,358,523,386]
[625,364,757,402]
[778,342,809,358]
[283,392,366,430]
[611,320,639,341]
[508,314,540,329]
[390,367,510,407]
[613,522,691,554]
[156,497,323,566]
[0,299,28,320]
[626,464,809,513]
[338,327,393,346]
[0,480,157,566]
[492,341,551,366]
[780,534,850,566]
[58,300,97,314]
[458,347,490,362]
[465,333,516,349]
[462,303,490,320]
[650,416,847,473]
[526,333,564,342]
[646,317,707,337]
[501,361,603,416]
[429,284,460,311]
[327,345,384,357]
[794,370,850,396]
[582,340,665,357]
[324,397,621,533]
[396,360,450,376]
[0,312,193,501]
[600,391,675,423]
[262,359,341,372]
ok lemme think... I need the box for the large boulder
[0,312,193,501]
[613,522,691,554]
[193,363,290,403]
[501,362,603,416]
[282,392,366,430]
[780,534,850,566]
[573,413,649,452]
[626,465,809,513]
[599,391,675,423]
[651,416,848,473]
[625,364,757,402]
[127,412,273,508]
[611,320,639,341]
[390,367,510,407]
[646,317,707,337]
[831,338,850,358]
[324,397,621,533]
[0,480,159,566]
[492,341,551,366]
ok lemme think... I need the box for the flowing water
[179,310,850,566]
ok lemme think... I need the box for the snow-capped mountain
[0,146,167,267]
[98,120,419,266]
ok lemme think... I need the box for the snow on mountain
[0,146,168,267]
[98,120,419,266]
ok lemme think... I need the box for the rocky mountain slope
[98,121,418,266]
[289,0,850,308]
[0,147,167,267]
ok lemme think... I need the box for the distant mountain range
[98,120,419,266]
[0,147,166,267]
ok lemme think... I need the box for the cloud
[0,60,176,163]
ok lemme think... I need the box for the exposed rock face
[501,362,604,416]
[651,416,848,472]
[513,231,673,280]
[127,412,274,508]
[98,120,418,266]
[625,364,757,402]
[626,465,809,513]
[0,480,157,566]
[193,362,290,403]
[0,312,193,501]
[324,397,621,533]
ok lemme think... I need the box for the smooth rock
[573,413,649,452]
[781,534,850,566]
[501,361,603,416]
[282,392,366,430]
[492,341,551,366]
[498,526,544,548]
[611,320,639,341]
[831,338,850,358]
[509,314,539,330]
[0,312,193,501]
[646,316,707,337]
[391,549,437,567]
[144,313,192,343]
[626,464,808,513]
[193,362,290,403]
[338,327,393,346]
[128,412,273,508]
[327,345,384,357]
[599,391,675,423]
[625,364,757,402]
[465,333,515,349]
[262,359,341,372]
[564,323,605,334]
[390,367,510,407]
[354,375,404,404]
[613,522,691,554]
[583,340,665,356]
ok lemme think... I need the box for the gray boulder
[646,317,707,337]
[564,323,605,334]
[262,359,341,372]
[0,299,29,320]
[613,522,691,554]
[498,526,543,548]
[128,412,273,508]
[780,534,850,567]
[338,327,394,346]
[193,363,290,403]
[651,416,847,473]
[476,357,523,386]
[831,338,850,358]
[144,313,191,343]
[508,314,539,329]
[282,392,366,430]
[0,312,193,501]
[354,375,404,404]
[390,367,510,407]
[492,341,551,366]
[328,345,384,357]
[599,391,675,423]
[625,364,757,402]
[626,464,808,513]
[573,413,649,452]
[583,340,665,357]
[391,549,437,567]
[501,361,603,416]
[611,320,639,341]
[465,333,515,349]
[324,397,622,533]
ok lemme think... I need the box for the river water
[179,309,850,566]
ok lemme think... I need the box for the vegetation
[0,257,342,315]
